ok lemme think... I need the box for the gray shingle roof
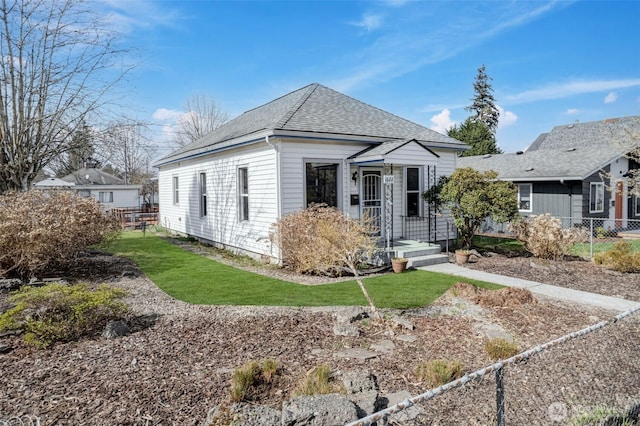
[157,83,465,166]
[61,167,124,185]
[459,116,640,181]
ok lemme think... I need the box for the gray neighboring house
[458,116,640,231]
[35,167,142,210]
[155,83,468,261]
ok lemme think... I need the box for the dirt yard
[0,244,638,425]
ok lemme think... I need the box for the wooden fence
[111,207,158,229]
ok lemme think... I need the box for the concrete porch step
[393,244,442,259]
[407,253,450,268]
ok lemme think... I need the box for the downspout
[266,135,282,262]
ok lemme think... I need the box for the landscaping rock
[371,340,395,354]
[333,323,360,337]
[383,391,423,422]
[102,320,130,338]
[0,279,22,292]
[391,315,414,331]
[282,394,358,426]
[204,403,281,426]
[335,307,369,324]
[342,370,379,394]
[334,348,379,361]
[0,344,12,354]
[474,322,514,342]
[396,334,417,343]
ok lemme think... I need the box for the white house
[35,167,142,210]
[155,83,467,261]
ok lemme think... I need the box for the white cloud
[504,79,640,104]
[604,92,618,104]
[565,108,580,115]
[497,105,518,128]
[429,109,456,134]
[349,13,384,32]
[152,108,183,122]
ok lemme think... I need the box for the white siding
[158,143,278,259]
[279,139,368,215]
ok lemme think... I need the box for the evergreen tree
[52,123,95,177]
[448,118,502,157]
[465,64,500,135]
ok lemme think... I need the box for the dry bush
[415,359,463,388]
[594,241,640,273]
[0,190,120,279]
[230,359,280,402]
[511,214,588,259]
[270,204,378,276]
[450,282,537,307]
[485,338,519,360]
[294,364,344,396]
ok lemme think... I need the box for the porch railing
[401,215,435,242]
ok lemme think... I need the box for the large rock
[335,307,369,324]
[205,403,281,426]
[333,323,360,337]
[102,320,130,338]
[342,371,381,418]
[383,391,423,422]
[281,394,359,426]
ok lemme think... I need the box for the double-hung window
[173,176,179,204]
[590,182,605,213]
[405,167,421,217]
[238,167,249,221]
[199,172,207,217]
[98,191,113,203]
[517,184,532,212]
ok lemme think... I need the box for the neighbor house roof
[458,116,640,181]
[156,83,466,166]
[61,167,125,185]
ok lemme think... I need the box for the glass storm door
[361,170,382,236]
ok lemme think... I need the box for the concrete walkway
[420,262,640,313]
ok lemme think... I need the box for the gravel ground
[1,244,639,425]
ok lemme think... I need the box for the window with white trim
[590,182,605,213]
[305,161,339,207]
[405,167,421,217]
[172,176,179,204]
[238,167,249,221]
[635,196,640,217]
[517,184,532,212]
[98,191,113,203]
[199,172,207,217]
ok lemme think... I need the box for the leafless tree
[0,0,130,192]
[173,94,229,147]
[96,120,155,185]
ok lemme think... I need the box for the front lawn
[106,231,501,308]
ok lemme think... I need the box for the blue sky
[100,0,640,156]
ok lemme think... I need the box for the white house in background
[35,167,142,210]
[155,83,468,261]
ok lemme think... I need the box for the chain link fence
[348,305,640,426]
[480,216,640,259]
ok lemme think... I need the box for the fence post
[589,218,594,259]
[496,364,505,426]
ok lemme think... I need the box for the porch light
[352,171,358,183]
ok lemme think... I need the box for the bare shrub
[271,204,382,319]
[0,190,120,279]
[511,214,588,259]
[449,282,537,307]
[594,241,640,273]
[270,204,378,276]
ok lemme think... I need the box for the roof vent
[565,147,576,152]
[516,151,524,155]
[567,124,574,129]
[525,167,534,172]
[482,154,492,158]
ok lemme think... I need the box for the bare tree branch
[173,94,229,147]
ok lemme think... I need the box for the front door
[361,170,383,236]
[615,180,623,227]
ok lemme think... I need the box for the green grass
[571,239,640,257]
[105,231,501,308]
[472,235,526,255]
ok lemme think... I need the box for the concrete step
[407,253,450,268]
[395,245,442,258]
